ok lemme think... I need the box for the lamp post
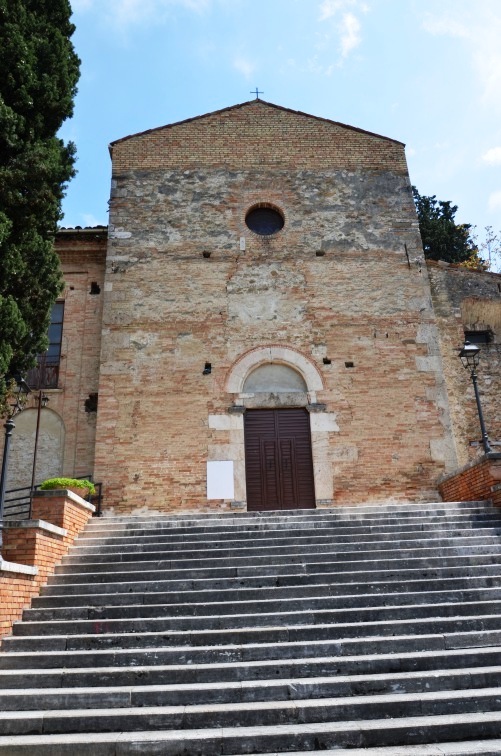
[0,377,31,551]
[458,341,492,455]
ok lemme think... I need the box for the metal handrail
[2,475,103,521]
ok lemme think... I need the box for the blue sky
[61,0,501,260]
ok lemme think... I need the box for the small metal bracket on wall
[228,405,246,414]
[404,243,411,269]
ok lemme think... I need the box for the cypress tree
[0,0,80,407]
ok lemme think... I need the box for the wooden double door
[244,408,315,511]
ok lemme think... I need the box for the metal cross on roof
[251,87,263,99]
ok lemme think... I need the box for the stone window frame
[244,202,286,238]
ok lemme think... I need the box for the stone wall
[94,101,456,512]
[427,261,501,467]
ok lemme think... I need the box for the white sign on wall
[207,460,234,500]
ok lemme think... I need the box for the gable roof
[109,99,404,155]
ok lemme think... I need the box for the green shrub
[39,477,96,495]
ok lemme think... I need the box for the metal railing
[2,476,103,521]
[26,362,60,390]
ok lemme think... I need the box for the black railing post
[471,368,493,455]
[0,417,16,553]
[28,391,44,519]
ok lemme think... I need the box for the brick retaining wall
[438,453,501,507]
[0,490,94,641]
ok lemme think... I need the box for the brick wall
[2,230,106,493]
[94,101,457,512]
[0,568,37,639]
[111,100,408,174]
[0,491,94,641]
[439,453,501,507]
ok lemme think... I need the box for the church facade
[6,100,501,513]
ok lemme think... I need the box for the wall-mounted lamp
[458,340,492,454]
[202,362,212,375]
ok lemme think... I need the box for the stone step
[3,629,497,667]
[69,527,501,556]
[35,572,501,605]
[2,646,500,688]
[25,588,501,621]
[1,713,501,755]
[80,501,492,528]
[2,503,501,753]
[28,584,501,613]
[77,510,501,539]
[63,531,499,564]
[60,536,501,567]
[57,542,501,574]
[36,564,501,598]
[48,553,501,588]
[6,620,501,654]
[2,666,501,711]
[8,615,501,654]
[77,505,501,524]
[72,515,501,546]
[3,687,501,736]
[234,741,501,756]
[18,598,501,628]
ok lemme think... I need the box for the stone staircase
[2,502,501,754]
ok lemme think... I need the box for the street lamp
[0,376,31,550]
[458,340,492,455]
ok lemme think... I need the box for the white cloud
[317,0,367,63]
[488,191,501,211]
[339,12,361,58]
[319,0,368,21]
[233,56,255,80]
[319,0,347,20]
[422,3,501,110]
[482,147,501,165]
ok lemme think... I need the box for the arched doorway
[242,364,315,511]
[8,409,65,491]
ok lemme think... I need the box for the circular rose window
[245,205,284,236]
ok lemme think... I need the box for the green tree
[412,186,483,266]
[0,0,80,408]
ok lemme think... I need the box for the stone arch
[8,408,65,491]
[209,346,337,509]
[243,363,308,393]
[226,345,324,395]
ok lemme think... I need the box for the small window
[245,205,284,236]
[464,330,492,345]
[27,302,64,389]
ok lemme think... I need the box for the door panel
[245,408,315,511]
